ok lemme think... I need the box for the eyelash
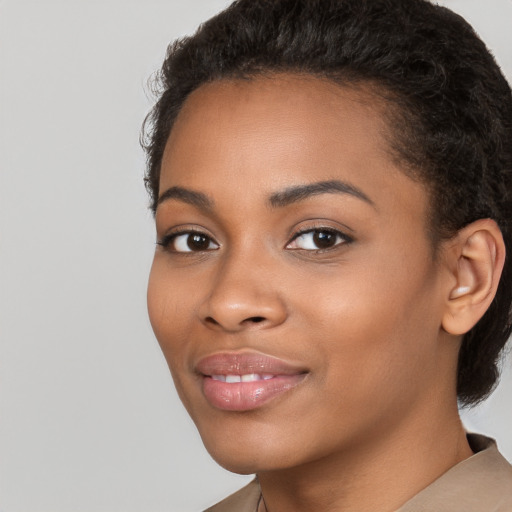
[286,227,353,252]
[157,226,353,254]
[157,229,219,253]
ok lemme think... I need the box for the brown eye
[312,231,337,249]
[186,233,211,251]
[286,228,352,251]
[159,231,219,253]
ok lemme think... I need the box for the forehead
[159,74,428,223]
[164,75,392,177]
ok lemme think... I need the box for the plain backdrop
[0,1,511,511]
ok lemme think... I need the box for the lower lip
[202,374,306,411]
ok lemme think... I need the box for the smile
[211,374,275,382]
[196,352,308,411]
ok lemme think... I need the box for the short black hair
[142,0,512,406]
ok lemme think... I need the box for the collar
[205,434,512,512]
[396,434,512,512]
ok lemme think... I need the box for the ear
[442,219,506,335]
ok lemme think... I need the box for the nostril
[202,315,268,330]
[248,316,265,323]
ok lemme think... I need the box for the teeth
[211,374,275,383]
[241,373,260,382]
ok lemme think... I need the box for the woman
[142,0,512,510]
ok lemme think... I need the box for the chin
[194,416,297,474]
[204,445,290,475]
[207,452,262,475]
[198,416,335,476]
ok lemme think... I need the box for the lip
[196,351,308,411]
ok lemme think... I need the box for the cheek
[147,259,205,415]
[147,257,194,369]
[147,260,171,343]
[294,248,442,397]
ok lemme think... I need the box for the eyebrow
[268,180,374,208]
[157,186,214,212]
[157,179,374,212]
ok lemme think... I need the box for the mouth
[211,373,275,382]
[196,352,308,412]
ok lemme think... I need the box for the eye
[158,231,219,253]
[286,228,351,251]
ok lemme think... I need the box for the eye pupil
[187,233,210,251]
[313,231,336,249]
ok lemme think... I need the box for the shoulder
[203,435,512,512]
[204,479,261,512]
[398,434,512,512]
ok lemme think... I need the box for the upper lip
[195,351,308,376]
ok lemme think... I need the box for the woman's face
[148,76,454,473]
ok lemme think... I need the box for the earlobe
[449,286,471,299]
[442,219,506,336]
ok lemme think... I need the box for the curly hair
[142,0,512,406]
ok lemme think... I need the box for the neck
[257,406,473,512]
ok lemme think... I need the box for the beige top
[204,434,512,512]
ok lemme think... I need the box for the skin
[148,75,487,512]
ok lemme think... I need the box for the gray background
[0,1,510,511]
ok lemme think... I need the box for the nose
[198,253,288,333]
